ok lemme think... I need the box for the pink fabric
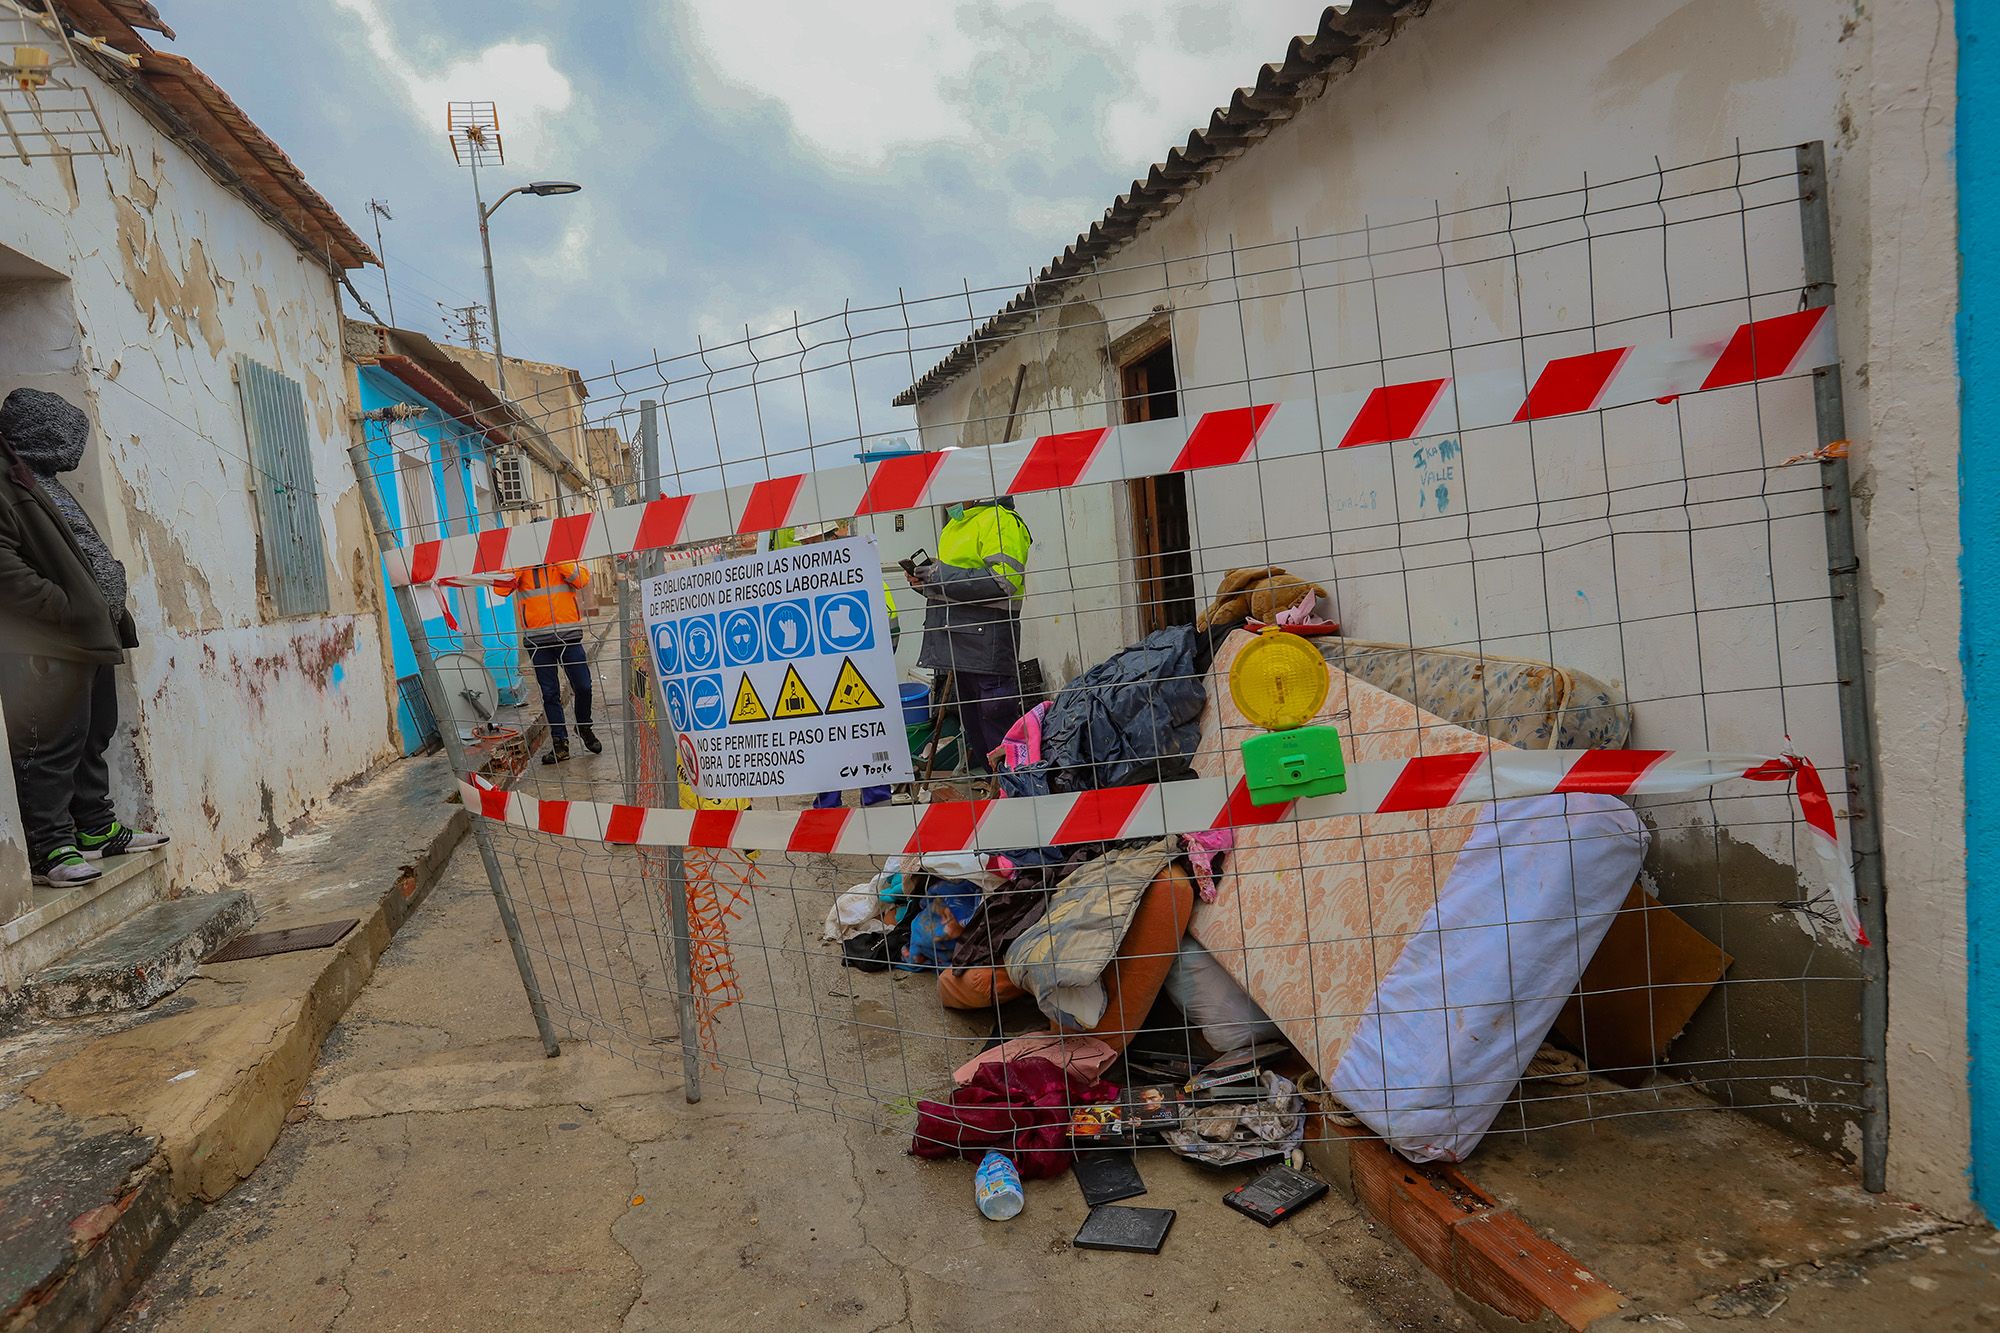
[911,1056,1118,1179]
[1179,828,1235,902]
[1274,591,1320,626]
[999,701,1051,771]
[951,1033,1120,1087]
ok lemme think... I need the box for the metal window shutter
[236,355,331,617]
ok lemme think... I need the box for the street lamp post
[467,156,581,403]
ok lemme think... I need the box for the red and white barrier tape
[391,307,1838,586]
[463,746,1861,943]
[416,543,731,631]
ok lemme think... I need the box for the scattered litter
[1223,1163,1329,1227]
[168,1069,198,1083]
[1072,1151,1146,1207]
[1074,1204,1175,1254]
[1162,1072,1305,1168]
[629,1195,645,1206]
[974,1150,1025,1220]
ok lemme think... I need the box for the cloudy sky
[165,1,1328,472]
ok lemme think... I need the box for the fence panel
[360,141,1881,1184]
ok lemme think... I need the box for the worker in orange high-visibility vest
[496,560,600,764]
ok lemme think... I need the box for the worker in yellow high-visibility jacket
[908,498,1031,773]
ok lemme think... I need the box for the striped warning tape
[392,307,1837,587]
[463,745,1860,943]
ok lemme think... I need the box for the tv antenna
[366,198,396,326]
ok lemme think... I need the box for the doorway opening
[1120,337,1195,633]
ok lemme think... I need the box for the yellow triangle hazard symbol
[825,656,885,715]
[729,673,770,724]
[772,663,821,719]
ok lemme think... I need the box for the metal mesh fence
[351,141,1883,1183]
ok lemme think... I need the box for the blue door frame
[1961,1,1999,1219]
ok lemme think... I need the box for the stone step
[1,850,165,1000]
[26,892,257,1018]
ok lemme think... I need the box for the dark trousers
[529,633,592,745]
[954,670,1023,774]
[0,654,117,863]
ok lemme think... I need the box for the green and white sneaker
[77,821,170,860]
[33,846,101,887]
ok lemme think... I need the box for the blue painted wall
[357,366,524,752]
[1962,0,1999,1217]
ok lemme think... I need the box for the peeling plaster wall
[0,69,396,894]
[913,0,1969,1215]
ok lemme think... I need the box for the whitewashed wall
[0,65,395,893]
[913,0,1968,1217]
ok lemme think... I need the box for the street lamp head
[522,180,582,197]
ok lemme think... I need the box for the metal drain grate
[205,919,358,963]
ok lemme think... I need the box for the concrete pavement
[0,754,473,1332]
[112,824,1471,1331]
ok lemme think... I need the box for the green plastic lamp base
[1242,724,1347,807]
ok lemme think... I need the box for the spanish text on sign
[643,536,911,798]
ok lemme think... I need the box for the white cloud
[678,0,1327,173]
[1007,193,1106,241]
[518,199,596,281]
[331,0,578,165]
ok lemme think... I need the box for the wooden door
[1121,340,1195,632]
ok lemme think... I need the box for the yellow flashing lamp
[1229,628,1347,806]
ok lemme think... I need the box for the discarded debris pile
[814,566,1722,1247]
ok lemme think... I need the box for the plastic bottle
[973,1150,1024,1220]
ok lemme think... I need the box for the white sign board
[642,536,912,799]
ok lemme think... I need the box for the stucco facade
[910,0,1970,1217]
[0,57,394,899]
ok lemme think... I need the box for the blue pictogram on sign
[664,679,690,732]
[650,621,679,676]
[721,606,763,667]
[681,614,720,671]
[688,674,726,731]
[813,590,875,654]
[762,599,814,661]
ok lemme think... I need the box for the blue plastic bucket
[900,681,931,726]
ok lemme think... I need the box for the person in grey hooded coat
[0,388,167,886]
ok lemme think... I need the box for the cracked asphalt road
[113,813,1465,1331]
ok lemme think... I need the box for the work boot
[34,846,101,887]
[542,742,571,765]
[579,725,603,755]
[77,820,171,859]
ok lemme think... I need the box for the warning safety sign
[643,535,911,799]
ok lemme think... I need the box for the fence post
[636,398,703,1104]
[611,470,640,806]
[347,434,562,1059]
[1796,140,1890,1193]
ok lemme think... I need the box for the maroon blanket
[909,1056,1118,1179]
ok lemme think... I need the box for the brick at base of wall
[1305,1122,1623,1331]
